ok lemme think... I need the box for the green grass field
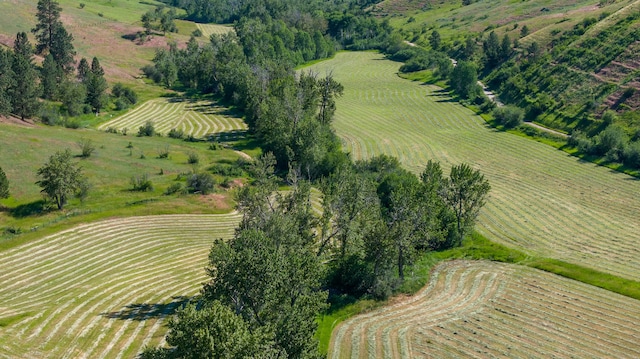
[307,51,640,282]
[0,212,241,358]
[0,121,245,242]
[330,260,640,358]
[97,97,247,139]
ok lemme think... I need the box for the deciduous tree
[444,163,491,244]
[36,149,87,210]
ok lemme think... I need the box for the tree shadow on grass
[101,296,190,321]
[3,200,49,218]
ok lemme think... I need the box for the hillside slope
[376,0,640,133]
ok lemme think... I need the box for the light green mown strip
[307,51,640,282]
[196,23,234,38]
[97,98,247,138]
[0,213,241,358]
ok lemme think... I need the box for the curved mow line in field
[308,52,640,281]
[331,261,640,359]
[0,213,241,358]
[98,99,246,138]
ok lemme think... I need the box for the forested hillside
[377,0,640,169]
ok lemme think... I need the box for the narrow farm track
[307,52,640,281]
[331,260,640,358]
[97,98,246,139]
[0,213,241,358]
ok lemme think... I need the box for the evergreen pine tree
[0,166,9,199]
[85,57,107,112]
[32,0,63,55]
[41,54,62,100]
[77,57,90,82]
[10,32,40,121]
[0,48,14,116]
[50,25,76,72]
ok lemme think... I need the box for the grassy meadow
[330,260,640,358]
[307,51,640,282]
[0,121,247,246]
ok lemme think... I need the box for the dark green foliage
[77,138,95,158]
[32,0,63,55]
[0,49,13,116]
[40,54,61,100]
[11,32,40,121]
[157,146,170,159]
[187,152,199,164]
[444,163,491,244]
[167,128,184,139]
[483,31,501,68]
[493,105,524,128]
[450,60,480,100]
[130,174,153,191]
[520,25,529,38]
[49,25,76,72]
[138,121,155,137]
[76,57,90,82]
[36,149,87,209]
[186,172,214,194]
[429,30,441,51]
[164,182,183,195]
[140,301,283,359]
[60,80,87,116]
[85,57,107,112]
[141,6,177,35]
[111,83,138,109]
[0,167,9,199]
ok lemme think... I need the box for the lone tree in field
[444,163,490,244]
[0,166,9,199]
[36,149,87,210]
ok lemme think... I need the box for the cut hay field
[97,98,246,139]
[0,212,241,358]
[330,260,640,358]
[307,51,640,281]
[195,23,234,38]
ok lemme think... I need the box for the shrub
[208,142,224,150]
[77,138,95,158]
[595,124,627,156]
[157,146,170,159]
[114,98,129,111]
[165,182,184,195]
[79,3,85,8]
[187,172,215,194]
[168,128,185,139]
[192,29,203,37]
[138,121,155,137]
[187,152,199,164]
[131,174,153,191]
[106,127,118,134]
[39,105,61,126]
[492,105,524,128]
[209,164,244,177]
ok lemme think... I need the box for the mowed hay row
[330,260,640,359]
[98,98,246,139]
[0,213,241,358]
[307,52,640,281]
[195,23,234,38]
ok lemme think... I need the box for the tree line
[142,154,489,358]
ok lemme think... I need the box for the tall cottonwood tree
[11,32,40,120]
[444,163,491,244]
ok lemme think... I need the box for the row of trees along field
[0,0,137,125]
[138,0,492,356]
[143,154,490,358]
